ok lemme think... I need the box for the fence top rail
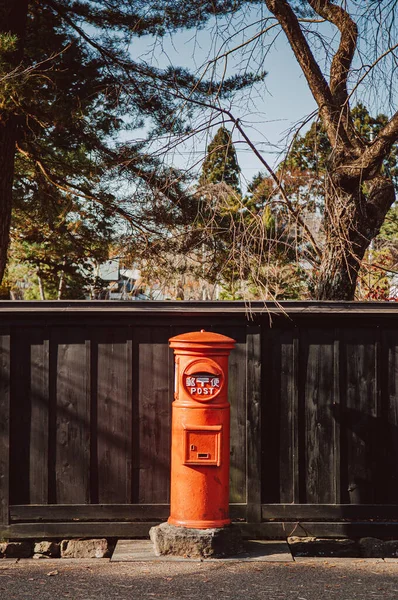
[0,300,397,316]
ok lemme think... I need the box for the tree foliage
[175,0,398,300]
[199,127,241,193]
[0,0,261,287]
[196,128,308,300]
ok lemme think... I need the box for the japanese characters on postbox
[183,358,224,401]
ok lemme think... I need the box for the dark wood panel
[30,333,49,504]
[54,330,90,503]
[342,328,378,504]
[10,503,247,522]
[246,326,261,521]
[333,335,341,503]
[263,329,299,504]
[240,522,398,540]
[0,332,10,526]
[10,504,170,522]
[301,329,337,503]
[137,327,171,503]
[384,328,398,503]
[3,520,398,540]
[9,330,31,504]
[216,325,247,504]
[0,522,160,539]
[1,300,398,316]
[97,330,132,503]
[261,504,398,520]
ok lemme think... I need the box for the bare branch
[15,144,158,236]
[308,1,357,105]
[348,111,398,179]
[264,0,344,147]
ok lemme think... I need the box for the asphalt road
[2,559,398,600]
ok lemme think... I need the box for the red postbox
[168,330,235,529]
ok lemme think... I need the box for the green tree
[199,127,241,193]
[196,127,244,294]
[242,171,310,299]
[0,1,258,285]
[6,184,113,298]
[285,104,398,209]
[196,129,308,300]
[241,104,398,299]
[175,1,398,300]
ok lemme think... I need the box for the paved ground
[2,558,398,600]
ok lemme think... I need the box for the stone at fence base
[287,537,358,557]
[0,542,32,558]
[358,537,385,558]
[34,541,60,558]
[149,522,243,558]
[358,538,398,558]
[383,540,398,558]
[60,539,111,558]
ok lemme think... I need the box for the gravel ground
[1,559,398,600]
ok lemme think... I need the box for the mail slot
[168,330,235,529]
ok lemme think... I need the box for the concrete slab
[384,558,398,563]
[293,556,385,563]
[111,539,293,562]
[16,558,111,565]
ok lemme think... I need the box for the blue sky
[133,19,318,189]
[130,5,397,192]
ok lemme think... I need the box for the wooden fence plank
[246,325,261,522]
[0,332,10,526]
[261,503,398,520]
[54,330,90,504]
[333,333,341,504]
[97,330,132,503]
[343,328,378,504]
[9,330,31,504]
[240,522,398,540]
[301,328,337,503]
[215,325,247,504]
[384,327,398,503]
[30,333,49,504]
[9,503,246,522]
[263,328,299,504]
[137,327,171,503]
[0,522,160,539]
[4,520,398,540]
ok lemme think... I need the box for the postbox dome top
[169,329,235,349]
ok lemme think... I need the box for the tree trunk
[0,118,18,284]
[314,238,367,300]
[37,272,46,300]
[314,176,395,300]
[58,271,65,300]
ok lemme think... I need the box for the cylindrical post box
[168,330,235,529]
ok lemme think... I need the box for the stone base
[149,522,243,558]
[288,537,358,558]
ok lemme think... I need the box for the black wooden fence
[1,301,398,539]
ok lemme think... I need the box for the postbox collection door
[183,425,222,466]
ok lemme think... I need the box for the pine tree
[199,127,241,193]
[0,1,258,285]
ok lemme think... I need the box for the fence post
[246,325,262,523]
[0,333,10,533]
